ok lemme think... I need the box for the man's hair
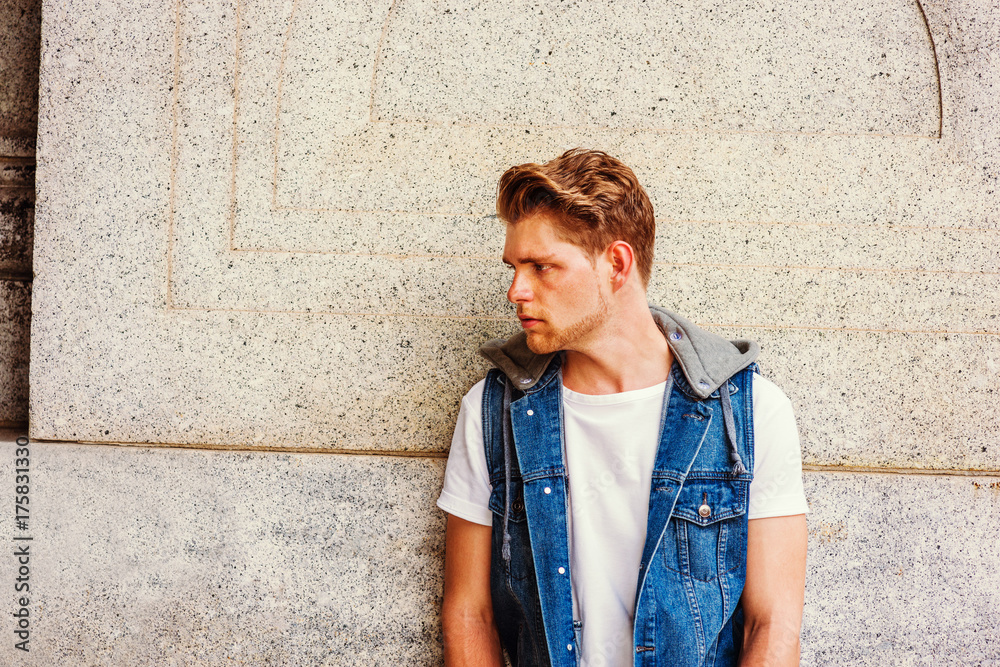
[496,148,656,287]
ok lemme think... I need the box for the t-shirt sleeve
[748,373,810,519]
[436,379,494,526]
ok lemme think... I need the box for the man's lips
[518,315,542,328]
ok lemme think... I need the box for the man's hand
[442,515,504,666]
[738,514,808,666]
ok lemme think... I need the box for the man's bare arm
[739,514,808,666]
[442,515,503,667]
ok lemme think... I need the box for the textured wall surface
[0,0,39,425]
[3,432,998,665]
[801,472,1000,664]
[0,434,448,665]
[22,0,1000,663]
[30,0,1000,464]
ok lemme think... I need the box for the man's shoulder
[458,377,489,418]
[751,372,794,414]
[750,372,798,447]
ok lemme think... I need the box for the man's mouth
[518,315,542,329]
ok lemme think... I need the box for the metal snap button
[698,492,711,518]
[512,499,524,512]
[526,409,534,416]
[669,331,682,341]
[543,487,552,494]
[558,567,565,574]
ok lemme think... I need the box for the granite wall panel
[1,436,996,665]
[30,0,1000,469]
[801,471,1000,665]
[0,437,447,665]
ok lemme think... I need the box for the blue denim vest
[482,355,755,667]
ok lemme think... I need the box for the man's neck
[560,304,672,395]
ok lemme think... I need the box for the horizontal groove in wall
[23,437,450,459]
[7,438,998,474]
[802,463,1000,477]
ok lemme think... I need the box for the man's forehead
[503,217,570,258]
[508,208,565,230]
[503,211,567,246]
[502,210,596,262]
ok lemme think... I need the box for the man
[437,149,808,666]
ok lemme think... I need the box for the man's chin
[525,332,560,355]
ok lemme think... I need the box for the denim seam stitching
[521,468,565,483]
[678,520,707,656]
[718,520,731,617]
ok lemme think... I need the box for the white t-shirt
[437,372,808,667]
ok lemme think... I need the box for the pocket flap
[489,480,527,523]
[672,477,747,526]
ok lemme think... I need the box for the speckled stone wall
[18,0,1000,663]
[0,434,449,664]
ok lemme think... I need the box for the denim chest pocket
[488,481,536,585]
[488,480,528,523]
[661,477,749,582]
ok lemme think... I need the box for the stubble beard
[524,290,610,355]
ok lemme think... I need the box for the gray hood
[479,305,759,399]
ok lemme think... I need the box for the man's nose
[507,271,531,304]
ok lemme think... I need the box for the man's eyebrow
[502,253,558,266]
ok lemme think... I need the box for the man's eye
[534,264,551,272]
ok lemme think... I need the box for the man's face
[502,210,611,355]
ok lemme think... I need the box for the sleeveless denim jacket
[482,355,755,667]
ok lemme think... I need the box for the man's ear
[607,241,636,291]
